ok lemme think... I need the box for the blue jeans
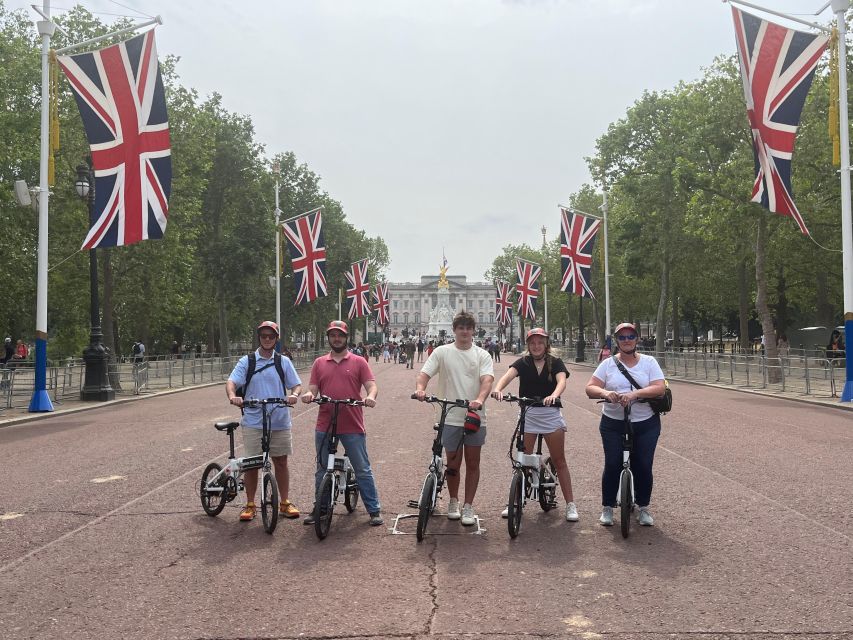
[314,431,381,515]
[599,413,661,508]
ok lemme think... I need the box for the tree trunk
[815,271,834,328]
[737,256,750,353]
[670,287,679,349]
[217,282,229,357]
[755,216,780,382]
[655,256,669,354]
[775,264,789,335]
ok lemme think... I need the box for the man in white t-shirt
[414,310,494,526]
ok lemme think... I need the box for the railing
[565,347,847,399]
[0,350,325,410]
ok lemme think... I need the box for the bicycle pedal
[407,500,419,509]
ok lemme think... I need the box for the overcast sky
[10,0,839,282]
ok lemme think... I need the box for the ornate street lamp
[76,160,114,401]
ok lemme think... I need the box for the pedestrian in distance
[585,322,665,528]
[1,338,13,366]
[226,321,303,522]
[301,320,384,526]
[417,338,424,362]
[414,310,495,526]
[492,327,579,522]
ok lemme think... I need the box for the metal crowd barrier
[0,350,325,409]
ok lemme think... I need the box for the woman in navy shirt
[492,328,579,522]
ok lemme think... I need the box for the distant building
[385,275,514,339]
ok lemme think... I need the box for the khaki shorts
[241,427,293,457]
[442,423,487,451]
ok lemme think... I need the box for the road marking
[574,569,597,578]
[658,444,853,544]
[562,614,593,628]
[181,447,193,452]
[0,452,230,575]
[90,475,126,484]
[1,512,24,521]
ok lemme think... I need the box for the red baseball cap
[326,320,349,336]
[613,322,638,337]
[256,320,279,336]
[526,328,548,341]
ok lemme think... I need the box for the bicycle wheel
[314,473,335,540]
[620,470,632,539]
[260,472,279,534]
[538,457,558,512]
[507,469,524,539]
[344,468,360,513]
[199,463,227,516]
[416,472,437,542]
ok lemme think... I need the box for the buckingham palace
[386,275,515,339]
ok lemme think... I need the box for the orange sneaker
[239,502,256,521]
[279,500,300,519]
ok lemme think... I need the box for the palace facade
[386,275,511,338]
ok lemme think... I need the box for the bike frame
[315,397,361,505]
[615,403,635,508]
[506,395,559,507]
[205,398,284,495]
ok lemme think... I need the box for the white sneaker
[461,503,477,526]
[599,506,614,526]
[637,507,654,526]
[500,506,509,519]
[447,498,461,520]
[565,502,579,522]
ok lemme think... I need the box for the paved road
[1,358,851,639]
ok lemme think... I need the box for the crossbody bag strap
[611,355,644,390]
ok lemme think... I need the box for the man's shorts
[242,427,293,457]
[442,423,487,451]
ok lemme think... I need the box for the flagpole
[29,0,55,412]
[281,206,323,225]
[54,16,163,55]
[724,0,830,32]
[273,161,281,335]
[601,190,612,334]
[541,226,549,333]
[832,0,853,402]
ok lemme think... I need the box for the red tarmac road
[1,358,851,640]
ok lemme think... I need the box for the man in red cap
[301,320,383,526]
[226,321,302,522]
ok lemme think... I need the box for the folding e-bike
[503,394,562,539]
[199,397,284,534]
[406,394,470,541]
[598,398,638,539]
[310,396,364,540]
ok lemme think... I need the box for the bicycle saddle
[214,421,240,432]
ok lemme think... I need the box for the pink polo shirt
[309,351,375,434]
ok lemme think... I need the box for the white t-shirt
[421,343,494,426]
[591,355,664,422]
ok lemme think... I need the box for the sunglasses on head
[616,334,637,341]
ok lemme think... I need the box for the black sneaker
[368,512,384,526]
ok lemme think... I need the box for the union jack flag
[373,282,390,326]
[495,280,513,327]
[57,31,171,249]
[732,7,828,236]
[560,207,601,298]
[345,259,371,319]
[282,208,327,305]
[515,259,540,322]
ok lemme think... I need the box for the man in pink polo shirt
[301,320,383,526]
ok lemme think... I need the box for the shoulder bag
[611,356,672,415]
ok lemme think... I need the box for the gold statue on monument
[438,257,449,289]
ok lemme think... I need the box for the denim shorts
[442,423,487,451]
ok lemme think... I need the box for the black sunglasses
[616,334,637,341]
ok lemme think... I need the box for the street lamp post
[76,160,114,401]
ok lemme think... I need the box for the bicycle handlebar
[410,393,470,408]
[243,397,288,407]
[311,395,365,406]
[501,393,562,408]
